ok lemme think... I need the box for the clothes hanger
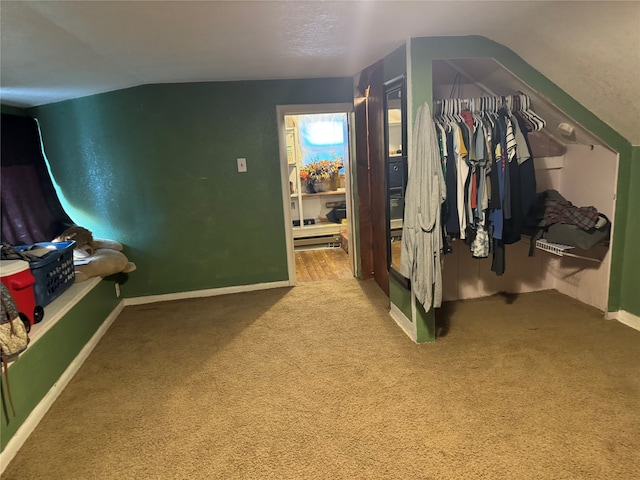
[439,99,449,128]
[433,99,443,126]
[434,101,448,135]
[438,99,452,132]
[529,101,546,131]
[515,93,536,131]
[514,95,522,113]
[454,98,464,124]
[504,95,513,116]
[449,98,460,125]
[488,96,499,123]
[480,97,495,129]
[520,93,546,131]
[470,98,483,129]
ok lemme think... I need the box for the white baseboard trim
[0,300,124,474]
[124,280,292,306]
[606,310,640,332]
[389,303,417,342]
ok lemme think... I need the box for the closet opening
[277,104,357,284]
[430,58,619,315]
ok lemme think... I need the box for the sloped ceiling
[1,1,639,145]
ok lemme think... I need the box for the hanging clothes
[400,102,446,312]
[443,131,459,236]
[432,94,543,276]
[514,112,538,232]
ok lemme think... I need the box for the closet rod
[433,93,529,107]
[433,93,546,131]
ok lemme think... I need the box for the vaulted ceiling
[1,1,639,144]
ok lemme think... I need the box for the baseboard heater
[294,234,342,248]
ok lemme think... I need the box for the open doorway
[277,104,357,284]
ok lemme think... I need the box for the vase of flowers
[300,156,344,194]
[312,177,331,193]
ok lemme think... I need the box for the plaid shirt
[538,190,599,230]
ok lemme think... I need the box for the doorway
[277,104,357,284]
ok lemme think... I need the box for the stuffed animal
[53,226,136,282]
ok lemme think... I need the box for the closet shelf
[533,155,565,170]
[535,239,601,263]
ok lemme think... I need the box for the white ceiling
[1,1,639,144]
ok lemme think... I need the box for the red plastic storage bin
[0,259,43,326]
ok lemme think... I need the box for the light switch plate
[237,157,247,172]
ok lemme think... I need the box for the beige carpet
[3,280,640,479]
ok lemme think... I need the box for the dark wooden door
[354,78,373,281]
[354,61,388,296]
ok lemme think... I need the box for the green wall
[30,78,353,298]
[409,35,638,318]
[620,146,640,314]
[383,43,437,342]
[384,42,439,342]
[1,280,119,451]
[1,104,121,453]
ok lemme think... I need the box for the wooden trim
[606,310,640,332]
[389,303,416,342]
[124,281,292,306]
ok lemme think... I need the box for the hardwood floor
[295,247,353,282]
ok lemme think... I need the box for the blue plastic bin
[15,241,76,307]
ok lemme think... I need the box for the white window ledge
[27,277,102,346]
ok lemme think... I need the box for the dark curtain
[1,113,73,245]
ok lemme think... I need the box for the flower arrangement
[300,156,344,184]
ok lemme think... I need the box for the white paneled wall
[442,145,618,312]
[543,145,617,311]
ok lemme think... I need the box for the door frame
[276,103,356,285]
